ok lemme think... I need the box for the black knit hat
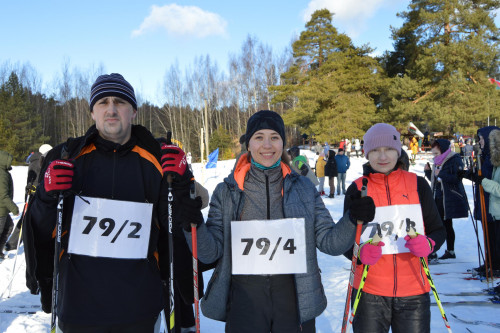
[89,73,137,111]
[245,110,286,147]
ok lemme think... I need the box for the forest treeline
[1,2,499,163]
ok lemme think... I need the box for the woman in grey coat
[188,110,376,332]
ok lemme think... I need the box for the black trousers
[0,215,14,250]
[442,219,455,251]
[488,220,500,270]
[352,291,430,333]
[58,315,158,333]
[225,275,316,333]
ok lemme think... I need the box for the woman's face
[431,146,441,157]
[368,147,399,175]
[479,135,485,149]
[248,129,283,167]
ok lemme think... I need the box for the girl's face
[248,129,283,167]
[368,147,399,175]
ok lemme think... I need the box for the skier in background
[424,139,468,261]
[0,150,19,260]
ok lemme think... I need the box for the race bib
[361,204,425,255]
[231,218,307,275]
[68,196,153,259]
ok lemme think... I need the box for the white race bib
[231,218,307,275]
[361,204,425,255]
[68,196,153,259]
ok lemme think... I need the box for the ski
[0,309,38,314]
[441,291,494,297]
[429,261,472,265]
[0,305,41,314]
[450,313,500,329]
[432,299,499,306]
[3,304,41,309]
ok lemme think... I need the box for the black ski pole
[4,199,30,298]
[165,131,175,333]
[50,147,68,333]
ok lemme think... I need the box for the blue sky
[1,1,498,105]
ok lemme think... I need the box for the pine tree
[271,9,384,143]
[0,72,49,162]
[383,0,500,135]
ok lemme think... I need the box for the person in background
[460,126,500,275]
[424,139,468,261]
[0,150,19,259]
[4,144,52,252]
[475,128,500,280]
[354,139,361,158]
[345,139,352,158]
[315,151,327,196]
[410,137,419,164]
[289,146,319,186]
[463,139,474,169]
[180,110,376,332]
[344,123,445,333]
[323,141,330,156]
[324,150,338,198]
[335,148,350,195]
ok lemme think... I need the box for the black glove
[471,173,485,184]
[457,169,469,180]
[348,194,376,225]
[179,196,204,232]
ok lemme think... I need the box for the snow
[1,151,500,332]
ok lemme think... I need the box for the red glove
[161,144,187,177]
[44,160,74,195]
[359,241,385,265]
[404,235,435,257]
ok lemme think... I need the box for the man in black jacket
[24,73,183,332]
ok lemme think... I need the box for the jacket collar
[231,153,291,191]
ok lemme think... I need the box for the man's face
[91,96,136,144]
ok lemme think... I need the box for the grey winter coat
[190,160,358,323]
[482,129,500,220]
[0,151,18,217]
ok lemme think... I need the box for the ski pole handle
[356,178,369,225]
[372,224,383,245]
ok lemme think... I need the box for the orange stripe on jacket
[353,169,430,297]
[132,146,163,175]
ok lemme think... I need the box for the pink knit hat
[363,123,402,157]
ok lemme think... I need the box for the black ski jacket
[24,125,166,326]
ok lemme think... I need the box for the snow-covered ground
[1,150,499,332]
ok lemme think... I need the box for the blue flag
[206,148,219,169]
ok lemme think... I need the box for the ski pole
[406,222,452,333]
[463,179,485,272]
[478,156,494,287]
[349,224,382,328]
[5,201,29,298]
[51,147,68,333]
[190,181,200,333]
[341,177,368,333]
[165,132,175,333]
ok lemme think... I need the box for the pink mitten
[359,241,385,265]
[404,235,435,257]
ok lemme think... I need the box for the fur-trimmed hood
[489,129,500,167]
